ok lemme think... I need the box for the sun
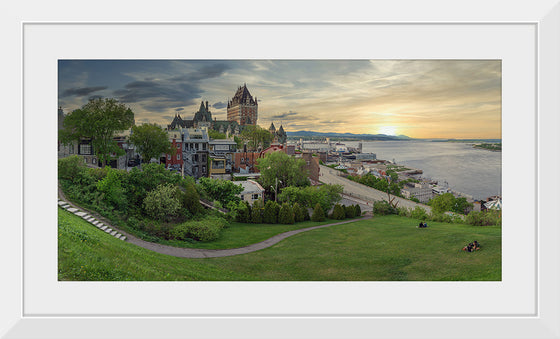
[377,126,397,136]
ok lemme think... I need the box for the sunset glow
[58,60,502,139]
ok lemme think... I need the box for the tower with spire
[227,83,258,126]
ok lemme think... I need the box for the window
[202,154,206,162]
[167,154,171,160]
[252,194,259,200]
[69,145,74,154]
[79,143,92,155]
[202,143,207,150]
[93,158,97,164]
[177,154,180,160]
[202,165,206,173]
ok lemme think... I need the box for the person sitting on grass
[473,241,480,250]
[463,243,474,252]
[418,221,424,228]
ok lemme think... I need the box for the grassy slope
[59,209,501,281]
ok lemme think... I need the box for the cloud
[113,80,203,112]
[88,95,103,101]
[169,63,230,82]
[175,107,184,112]
[212,101,227,109]
[61,86,108,97]
[269,110,299,120]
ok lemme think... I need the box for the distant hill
[286,130,413,141]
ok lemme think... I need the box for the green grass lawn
[59,209,501,281]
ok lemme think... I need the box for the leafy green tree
[143,183,182,222]
[279,184,343,212]
[311,203,326,222]
[256,152,310,195]
[130,123,175,163]
[96,167,127,210]
[452,197,473,215]
[59,98,135,167]
[198,177,243,206]
[428,193,456,214]
[208,130,227,140]
[240,125,273,151]
[278,203,295,224]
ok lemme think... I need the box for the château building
[268,122,287,144]
[167,100,241,135]
[227,84,258,126]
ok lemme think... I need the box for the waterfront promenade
[319,165,432,213]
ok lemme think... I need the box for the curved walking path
[58,185,372,258]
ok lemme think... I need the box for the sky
[58,60,501,139]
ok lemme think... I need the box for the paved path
[319,165,432,213]
[58,185,372,259]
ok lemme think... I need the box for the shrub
[331,204,346,220]
[58,155,86,181]
[96,168,127,211]
[236,200,251,223]
[345,204,356,218]
[88,166,110,181]
[466,210,501,226]
[251,198,264,224]
[411,206,429,220]
[171,216,227,242]
[278,203,295,224]
[354,204,362,217]
[182,182,203,215]
[263,201,280,224]
[373,201,396,215]
[311,203,326,222]
[143,183,182,222]
[397,206,410,217]
[293,202,305,223]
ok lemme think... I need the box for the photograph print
[57,59,502,281]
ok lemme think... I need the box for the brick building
[227,84,258,126]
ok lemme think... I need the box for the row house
[181,127,209,179]
[208,139,237,179]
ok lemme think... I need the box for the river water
[344,140,502,201]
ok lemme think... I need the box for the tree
[240,125,273,151]
[198,177,243,206]
[143,183,182,222]
[429,193,456,214]
[251,198,264,223]
[278,203,295,224]
[256,152,310,197]
[59,98,135,167]
[311,203,326,222]
[331,204,346,220]
[263,200,280,224]
[130,123,175,163]
[354,204,362,217]
[208,130,227,140]
[452,197,473,215]
[278,184,342,212]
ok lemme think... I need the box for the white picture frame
[3,0,560,338]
